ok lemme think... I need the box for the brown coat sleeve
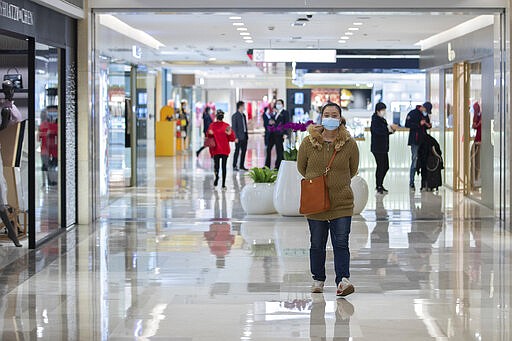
[349,139,359,178]
[297,139,310,177]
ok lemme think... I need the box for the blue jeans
[308,217,351,285]
[410,144,420,186]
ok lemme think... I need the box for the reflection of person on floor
[309,294,354,341]
[204,222,235,269]
[38,109,50,185]
[0,81,22,247]
[207,110,236,190]
[471,102,482,189]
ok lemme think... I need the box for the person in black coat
[232,101,249,171]
[405,102,432,190]
[262,107,272,147]
[196,107,214,157]
[370,103,398,194]
[265,99,289,169]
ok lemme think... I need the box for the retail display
[0,80,24,247]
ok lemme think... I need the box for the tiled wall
[65,63,77,227]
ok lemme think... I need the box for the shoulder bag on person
[300,150,337,215]
[204,135,216,148]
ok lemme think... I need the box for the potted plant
[240,167,278,215]
[271,121,313,216]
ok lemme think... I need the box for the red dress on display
[208,121,236,156]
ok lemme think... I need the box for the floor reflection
[0,142,510,340]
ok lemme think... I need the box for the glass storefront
[35,43,61,241]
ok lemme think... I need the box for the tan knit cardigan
[297,125,360,221]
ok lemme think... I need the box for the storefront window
[35,43,61,241]
[444,69,454,188]
[469,62,482,197]
[429,71,440,128]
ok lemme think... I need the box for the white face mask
[276,104,283,111]
[377,110,386,117]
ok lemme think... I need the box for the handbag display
[299,150,337,215]
[204,136,216,148]
[3,68,23,89]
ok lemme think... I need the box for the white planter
[273,160,302,216]
[241,183,276,215]
[351,175,369,215]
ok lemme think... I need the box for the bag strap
[324,150,337,175]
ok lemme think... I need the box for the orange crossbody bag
[299,150,337,215]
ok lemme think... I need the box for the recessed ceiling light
[243,36,252,40]
[237,27,248,31]
[229,16,242,20]
[348,27,359,31]
[240,32,250,36]
[353,22,363,26]
[233,22,245,26]
[338,40,347,44]
[345,32,354,36]
[209,57,217,61]
[340,36,349,40]
[245,40,254,43]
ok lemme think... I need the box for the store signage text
[0,1,34,26]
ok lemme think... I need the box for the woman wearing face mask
[371,103,398,194]
[297,102,359,297]
[207,110,236,190]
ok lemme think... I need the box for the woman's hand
[207,129,213,136]
[226,127,232,135]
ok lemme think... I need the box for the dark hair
[236,101,245,110]
[216,109,225,121]
[204,107,211,114]
[276,99,285,106]
[321,102,342,116]
[375,102,387,113]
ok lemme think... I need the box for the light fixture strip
[98,14,165,50]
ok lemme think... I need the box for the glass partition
[469,62,482,198]
[35,43,61,241]
[444,68,454,188]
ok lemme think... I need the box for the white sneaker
[336,278,355,297]
[311,280,325,293]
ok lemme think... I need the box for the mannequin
[0,80,22,247]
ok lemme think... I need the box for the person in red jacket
[207,110,236,189]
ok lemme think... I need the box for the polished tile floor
[0,137,511,340]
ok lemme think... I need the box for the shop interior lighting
[229,16,242,20]
[233,22,245,26]
[348,27,359,31]
[415,15,494,50]
[237,27,248,31]
[252,49,336,63]
[98,14,165,50]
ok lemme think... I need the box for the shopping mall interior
[0,0,511,339]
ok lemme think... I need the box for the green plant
[284,148,298,161]
[247,167,278,183]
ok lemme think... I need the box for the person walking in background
[262,106,272,147]
[232,101,249,171]
[297,102,359,297]
[405,102,432,190]
[196,107,214,157]
[207,110,236,190]
[265,99,288,170]
[370,103,398,194]
[179,100,190,150]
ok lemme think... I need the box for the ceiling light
[340,36,349,40]
[338,40,347,44]
[229,16,242,20]
[353,22,363,26]
[345,32,354,36]
[233,22,245,26]
[209,57,217,61]
[98,14,165,50]
[291,22,306,27]
[237,27,248,31]
[348,27,359,31]
[240,32,250,36]
[245,40,254,43]
[252,49,336,62]
[243,36,252,40]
